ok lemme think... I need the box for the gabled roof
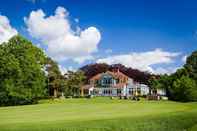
[90,70,129,81]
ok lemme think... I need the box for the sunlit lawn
[0,97,197,131]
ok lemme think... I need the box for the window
[131,88,134,95]
[128,88,132,94]
[116,79,119,84]
[137,88,141,95]
[117,89,121,94]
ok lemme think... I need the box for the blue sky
[0,0,197,74]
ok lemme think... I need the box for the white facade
[157,88,166,96]
[83,71,166,97]
[88,78,150,96]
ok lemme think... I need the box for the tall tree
[45,57,62,97]
[185,51,197,83]
[171,76,197,102]
[0,35,47,106]
[64,70,86,96]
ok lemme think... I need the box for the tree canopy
[149,51,197,102]
[185,51,197,82]
[0,35,197,105]
[44,57,62,97]
[63,70,86,97]
[0,35,47,106]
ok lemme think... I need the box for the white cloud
[182,55,187,63]
[58,65,68,75]
[25,6,101,63]
[59,65,76,75]
[0,15,17,44]
[73,55,94,64]
[97,48,180,74]
[153,67,179,75]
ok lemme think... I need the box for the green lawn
[0,97,197,131]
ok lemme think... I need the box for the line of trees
[1,35,197,106]
[149,51,197,102]
[0,35,86,106]
[1,35,152,106]
[44,57,86,98]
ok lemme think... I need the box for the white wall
[157,89,166,96]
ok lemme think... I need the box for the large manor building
[81,69,166,97]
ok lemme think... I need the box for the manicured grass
[190,125,197,131]
[0,97,197,131]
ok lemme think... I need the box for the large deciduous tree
[0,35,47,106]
[44,57,63,97]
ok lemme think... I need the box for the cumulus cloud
[0,15,17,44]
[25,6,101,63]
[97,48,180,74]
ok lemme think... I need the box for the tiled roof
[90,70,129,81]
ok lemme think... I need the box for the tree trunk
[54,88,57,98]
[81,88,84,96]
